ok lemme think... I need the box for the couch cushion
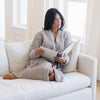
[0,72,90,100]
[0,43,9,75]
[62,40,80,73]
[5,40,79,73]
[5,40,32,72]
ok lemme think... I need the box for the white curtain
[0,0,5,40]
[26,0,45,40]
[84,0,100,80]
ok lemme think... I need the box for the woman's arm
[29,32,43,59]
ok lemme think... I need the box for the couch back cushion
[62,40,80,73]
[4,40,80,73]
[5,40,32,73]
[0,43,9,75]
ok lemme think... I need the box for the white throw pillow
[0,43,9,75]
[62,40,80,73]
[5,40,32,72]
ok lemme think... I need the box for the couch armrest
[77,53,97,100]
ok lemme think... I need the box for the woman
[3,8,72,82]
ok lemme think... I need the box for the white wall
[5,0,26,43]
[26,0,45,40]
[0,0,5,40]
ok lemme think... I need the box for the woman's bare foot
[3,73,17,80]
[49,72,55,81]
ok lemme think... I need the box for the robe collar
[49,29,61,51]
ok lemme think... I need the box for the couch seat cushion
[0,72,90,100]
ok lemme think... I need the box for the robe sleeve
[29,32,43,59]
[63,31,72,65]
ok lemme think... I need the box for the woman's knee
[49,66,53,74]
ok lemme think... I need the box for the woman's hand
[35,48,45,56]
[54,53,67,64]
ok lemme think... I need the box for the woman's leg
[3,67,54,80]
[3,62,53,81]
[3,67,55,81]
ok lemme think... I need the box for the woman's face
[52,13,61,30]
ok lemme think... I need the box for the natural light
[48,0,87,40]
[20,0,27,25]
[12,0,27,28]
[67,1,87,37]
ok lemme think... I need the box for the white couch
[0,41,97,100]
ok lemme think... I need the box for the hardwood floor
[96,81,100,100]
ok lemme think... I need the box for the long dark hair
[44,8,66,30]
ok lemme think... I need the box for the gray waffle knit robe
[13,30,72,82]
